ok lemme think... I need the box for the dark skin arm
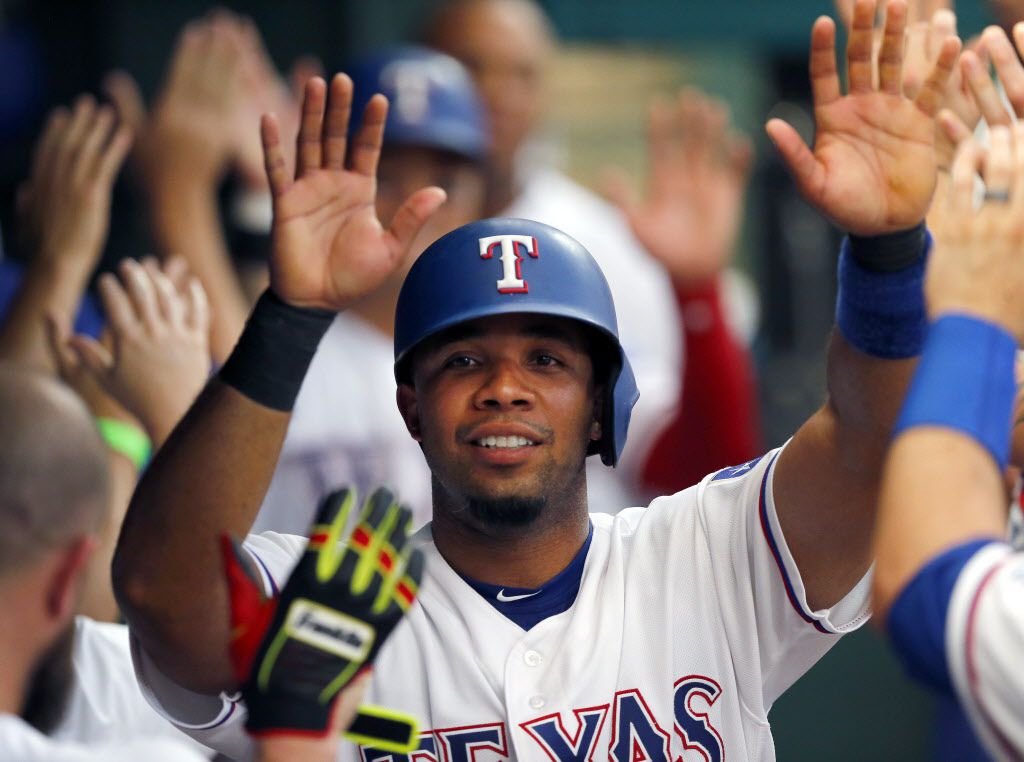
[766,0,959,610]
[112,74,445,693]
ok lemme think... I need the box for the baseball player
[872,122,1024,761]
[113,1,959,758]
[424,0,687,508]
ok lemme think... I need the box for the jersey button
[524,650,543,667]
[529,695,546,710]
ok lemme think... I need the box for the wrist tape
[219,290,335,411]
[893,314,1017,470]
[836,223,929,359]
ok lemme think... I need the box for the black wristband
[846,221,927,272]
[219,290,335,411]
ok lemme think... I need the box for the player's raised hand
[51,259,210,447]
[262,75,447,311]
[767,0,961,236]
[17,96,132,272]
[113,12,250,190]
[604,88,752,286]
[926,123,1024,341]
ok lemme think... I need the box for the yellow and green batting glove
[221,486,424,743]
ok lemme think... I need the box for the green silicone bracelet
[95,417,152,470]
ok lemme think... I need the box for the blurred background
[0,0,1002,759]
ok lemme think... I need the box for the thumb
[765,117,823,201]
[103,70,146,131]
[385,186,447,261]
[601,167,640,220]
[68,335,114,379]
[45,313,80,378]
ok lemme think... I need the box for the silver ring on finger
[984,189,1012,203]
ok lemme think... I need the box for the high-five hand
[262,75,447,311]
[766,0,960,236]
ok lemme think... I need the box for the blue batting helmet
[347,46,488,162]
[394,218,639,468]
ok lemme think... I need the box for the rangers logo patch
[479,234,540,294]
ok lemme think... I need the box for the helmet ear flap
[599,353,638,467]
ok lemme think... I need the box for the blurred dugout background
[0,0,1000,759]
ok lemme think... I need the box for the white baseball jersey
[130,446,870,761]
[0,617,208,761]
[254,313,433,534]
[944,542,1024,761]
[0,714,204,762]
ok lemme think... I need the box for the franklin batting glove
[221,486,424,748]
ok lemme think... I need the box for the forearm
[0,260,91,371]
[148,181,249,362]
[80,451,137,622]
[874,429,1006,618]
[113,378,290,691]
[775,227,926,609]
[640,278,762,493]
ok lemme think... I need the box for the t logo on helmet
[478,235,540,294]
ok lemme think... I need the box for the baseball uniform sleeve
[889,539,1024,761]
[686,445,872,707]
[128,531,306,760]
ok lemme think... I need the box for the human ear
[46,536,96,622]
[396,383,422,442]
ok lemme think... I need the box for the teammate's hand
[261,74,447,311]
[17,97,131,272]
[959,25,1024,131]
[51,259,210,447]
[231,22,320,191]
[926,123,1024,342]
[604,88,752,286]
[766,0,961,236]
[113,12,250,192]
[221,487,424,741]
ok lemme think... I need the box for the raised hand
[115,12,250,190]
[51,259,211,447]
[18,97,131,272]
[926,123,1024,341]
[767,0,961,236]
[604,88,752,286]
[262,75,446,310]
[231,21,320,191]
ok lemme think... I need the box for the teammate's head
[0,366,109,727]
[394,219,637,528]
[347,46,488,261]
[424,0,554,171]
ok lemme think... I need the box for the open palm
[767,0,960,236]
[606,89,753,285]
[263,75,446,311]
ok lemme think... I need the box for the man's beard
[22,623,75,734]
[467,495,547,527]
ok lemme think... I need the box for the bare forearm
[148,181,249,361]
[776,330,917,609]
[113,378,290,691]
[0,260,91,371]
[80,452,137,622]
[874,429,1006,618]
